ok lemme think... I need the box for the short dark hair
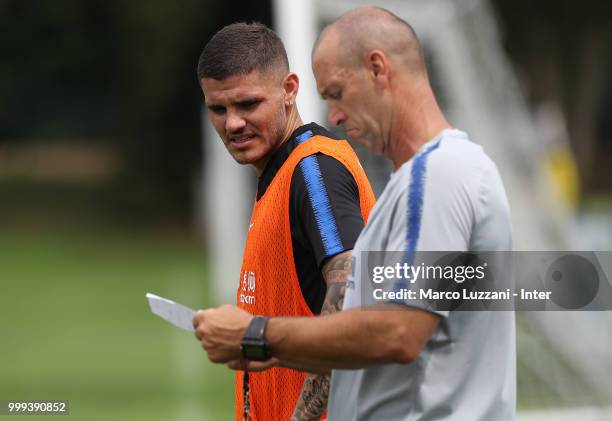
[197,22,289,81]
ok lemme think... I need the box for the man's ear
[366,50,390,87]
[283,72,300,106]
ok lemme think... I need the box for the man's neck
[281,105,303,144]
[253,107,303,177]
[388,84,450,170]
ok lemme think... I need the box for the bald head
[313,7,425,75]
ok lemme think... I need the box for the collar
[256,122,322,201]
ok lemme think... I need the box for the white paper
[146,292,196,332]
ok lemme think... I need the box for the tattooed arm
[290,250,351,421]
[317,250,352,313]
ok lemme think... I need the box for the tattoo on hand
[291,374,330,421]
[321,282,346,314]
[290,252,351,420]
[321,252,352,314]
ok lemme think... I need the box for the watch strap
[241,316,271,361]
[244,316,269,340]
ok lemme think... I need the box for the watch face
[249,347,266,360]
[241,316,270,361]
[242,343,269,361]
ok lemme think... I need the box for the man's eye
[330,92,342,100]
[209,106,225,114]
[239,100,260,109]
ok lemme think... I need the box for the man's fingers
[227,360,242,370]
[192,309,205,330]
[226,358,279,372]
[193,309,210,342]
[227,360,254,371]
[191,306,245,363]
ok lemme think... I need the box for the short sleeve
[379,146,478,317]
[290,153,364,268]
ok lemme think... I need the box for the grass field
[2,224,609,419]
[0,226,234,420]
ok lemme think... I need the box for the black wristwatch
[240,316,271,361]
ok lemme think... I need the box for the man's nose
[327,104,346,127]
[225,110,246,133]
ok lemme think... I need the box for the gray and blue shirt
[328,129,516,420]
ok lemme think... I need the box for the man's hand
[193,304,253,363]
[226,358,280,372]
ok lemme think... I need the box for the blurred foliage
[492,0,612,197]
[2,0,609,224]
[0,0,271,226]
[492,0,612,116]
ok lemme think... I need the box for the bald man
[194,8,516,420]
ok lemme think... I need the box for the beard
[224,100,288,168]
